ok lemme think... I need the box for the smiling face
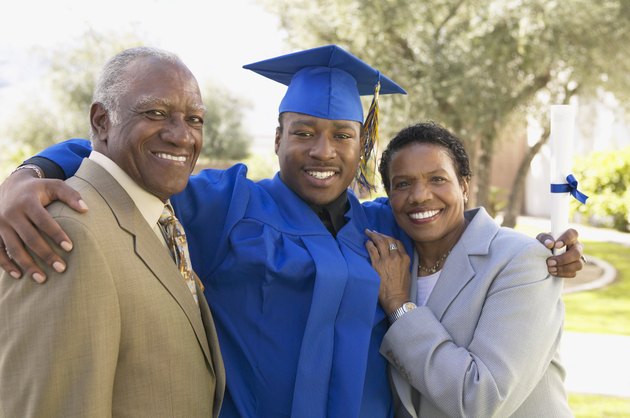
[275,112,362,206]
[91,56,204,201]
[387,142,469,251]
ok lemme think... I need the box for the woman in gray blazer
[365,122,572,417]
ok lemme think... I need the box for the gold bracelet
[12,164,44,179]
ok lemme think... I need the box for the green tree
[263,0,630,216]
[3,31,251,166]
[5,31,142,154]
[200,82,252,161]
[572,146,630,232]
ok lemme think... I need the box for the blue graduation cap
[242,44,406,123]
[243,44,406,190]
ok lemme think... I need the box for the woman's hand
[365,229,411,316]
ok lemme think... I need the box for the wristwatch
[388,301,417,324]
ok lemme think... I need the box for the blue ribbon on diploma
[550,174,589,204]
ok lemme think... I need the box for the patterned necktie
[158,204,201,305]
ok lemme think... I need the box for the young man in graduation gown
[0,45,584,418]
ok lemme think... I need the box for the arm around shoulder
[0,161,87,282]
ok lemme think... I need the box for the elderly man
[0,45,582,417]
[0,47,224,417]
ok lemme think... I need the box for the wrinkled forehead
[133,95,206,113]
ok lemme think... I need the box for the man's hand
[536,228,585,278]
[0,168,88,282]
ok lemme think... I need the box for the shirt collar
[89,151,166,227]
[308,190,349,236]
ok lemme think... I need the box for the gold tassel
[357,80,380,192]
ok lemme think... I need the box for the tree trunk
[475,132,495,209]
[466,135,481,208]
[501,126,550,228]
[502,84,578,228]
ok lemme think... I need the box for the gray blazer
[0,159,225,418]
[381,207,572,417]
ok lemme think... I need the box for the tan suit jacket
[0,159,224,418]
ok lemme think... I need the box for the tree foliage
[5,31,142,153]
[263,0,630,210]
[572,146,630,232]
[200,82,252,161]
[3,31,251,164]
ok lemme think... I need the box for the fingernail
[53,261,66,273]
[78,199,88,211]
[547,259,557,266]
[60,241,73,252]
[555,241,565,249]
[32,272,46,283]
[10,271,21,279]
[544,239,554,248]
[549,267,558,275]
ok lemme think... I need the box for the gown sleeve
[26,138,92,179]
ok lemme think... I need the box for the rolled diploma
[549,105,576,253]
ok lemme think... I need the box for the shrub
[572,146,630,232]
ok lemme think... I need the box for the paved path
[517,215,630,246]
[518,216,630,398]
[561,332,630,397]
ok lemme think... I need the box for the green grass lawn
[569,393,630,417]
[563,240,630,416]
[563,241,630,336]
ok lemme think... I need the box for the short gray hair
[90,47,181,139]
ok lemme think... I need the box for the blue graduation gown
[37,140,394,417]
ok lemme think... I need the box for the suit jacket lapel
[198,284,225,411]
[426,207,498,321]
[74,160,213,365]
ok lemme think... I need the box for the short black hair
[379,121,472,193]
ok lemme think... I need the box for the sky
[0,0,290,153]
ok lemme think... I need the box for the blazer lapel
[426,207,498,321]
[133,227,213,364]
[198,288,225,413]
[426,245,475,321]
[74,160,213,365]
